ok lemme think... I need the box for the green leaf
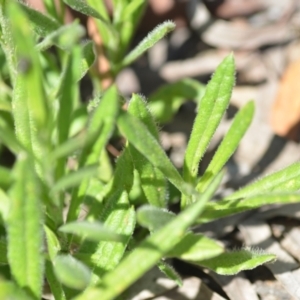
[0,238,7,264]
[148,79,205,123]
[197,101,254,193]
[128,94,168,207]
[117,111,191,197]
[86,0,109,21]
[0,167,12,191]
[157,260,183,287]
[36,21,86,51]
[198,247,276,275]
[78,191,136,282]
[75,172,222,300]
[80,85,119,167]
[166,232,224,261]
[45,226,61,261]
[18,1,60,37]
[59,221,125,242]
[54,255,92,290]
[0,3,17,84]
[78,41,96,82]
[8,2,49,156]
[182,54,235,206]
[137,205,175,232]
[62,0,116,36]
[0,189,10,221]
[67,85,119,223]
[0,280,33,300]
[45,260,67,300]
[122,0,145,20]
[226,162,300,200]
[6,154,44,299]
[200,193,300,223]
[0,117,21,155]
[51,164,99,193]
[120,21,175,69]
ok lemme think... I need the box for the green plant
[0,1,300,299]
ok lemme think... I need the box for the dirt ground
[118,0,300,299]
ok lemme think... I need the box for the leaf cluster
[0,1,298,299]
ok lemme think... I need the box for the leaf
[117,111,191,197]
[0,3,16,84]
[196,101,254,193]
[45,260,67,300]
[182,53,235,206]
[0,117,21,155]
[148,79,205,123]
[0,238,7,264]
[80,85,119,167]
[137,205,175,232]
[74,172,222,300]
[8,2,49,157]
[53,255,92,290]
[0,167,12,191]
[128,94,168,207]
[166,232,224,261]
[200,193,300,223]
[78,41,95,82]
[6,154,44,299]
[78,191,136,282]
[51,164,99,193]
[198,247,276,275]
[45,226,61,261]
[0,280,33,300]
[0,189,11,221]
[120,21,176,69]
[226,161,300,200]
[62,0,116,36]
[18,1,60,37]
[36,21,86,51]
[157,260,183,287]
[67,85,119,223]
[59,221,125,242]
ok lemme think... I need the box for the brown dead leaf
[271,58,300,141]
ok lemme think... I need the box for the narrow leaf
[36,21,86,51]
[51,164,99,193]
[182,54,235,207]
[75,172,222,300]
[0,280,33,300]
[198,247,276,275]
[0,238,7,264]
[78,191,136,281]
[121,21,175,68]
[157,260,183,287]
[137,205,175,232]
[45,260,67,300]
[200,193,300,223]
[183,54,235,184]
[226,161,300,200]
[8,2,49,151]
[6,154,44,298]
[62,0,116,36]
[148,79,205,123]
[67,85,119,223]
[59,221,124,242]
[128,94,168,207]
[167,232,224,261]
[54,255,92,290]
[18,1,60,37]
[117,111,191,197]
[197,101,254,193]
[0,189,10,221]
